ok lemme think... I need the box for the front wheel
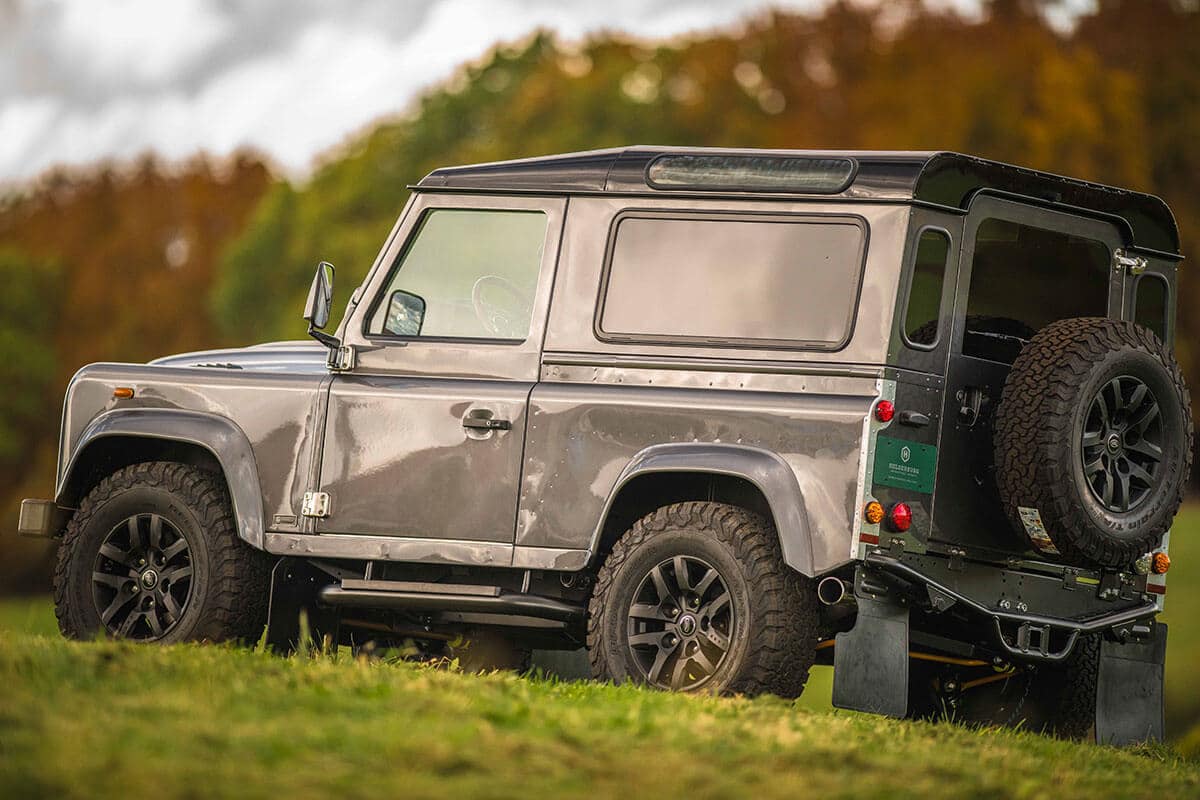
[53,461,271,643]
[587,502,819,697]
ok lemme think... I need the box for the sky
[0,0,1095,186]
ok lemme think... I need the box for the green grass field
[1,510,1199,799]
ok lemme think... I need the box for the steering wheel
[471,275,532,338]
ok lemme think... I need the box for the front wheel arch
[57,409,267,550]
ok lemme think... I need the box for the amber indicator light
[113,387,135,399]
[1151,552,1171,575]
[864,500,885,525]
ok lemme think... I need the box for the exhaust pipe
[817,576,854,607]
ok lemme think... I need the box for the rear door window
[963,218,1109,363]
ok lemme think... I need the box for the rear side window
[964,218,1109,363]
[1135,274,1168,342]
[598,215,866,348]
[903,229,951,347]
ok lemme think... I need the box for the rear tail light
[1152,552,1170,574]
[874,400,895,423]
[887,502,912,532]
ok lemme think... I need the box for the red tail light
[875,400,895,423]
[888,502,912,532]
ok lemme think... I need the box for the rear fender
[590,443,816,576]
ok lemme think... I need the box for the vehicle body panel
[57,352,328,543]
[316,193,566,546]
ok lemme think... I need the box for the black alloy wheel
[91,513,194,640]
[588,501,820,698]
[626,555,733,690]
[1081,375,1163,513]
[55,461,271,644]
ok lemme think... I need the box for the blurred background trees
[1,0,1197,590]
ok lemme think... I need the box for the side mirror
[303,261,335,330]
[383,290,426,336]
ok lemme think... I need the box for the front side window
[368,209,548,340]
[964,218,1109,363]
[599,215,866,347]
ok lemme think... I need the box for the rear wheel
[54,461,271,643]
[588,502,819,697]
[948,636,1100,740]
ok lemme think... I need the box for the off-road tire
[54,461,271,643]
[1036,634,1101,740]
[588,501,819,697]
[994,317,1191,568]
[950,635,1100,740]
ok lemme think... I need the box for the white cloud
[54,0,232,85]
[0,0,1089,185]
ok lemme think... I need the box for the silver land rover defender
[19,148,1191,745]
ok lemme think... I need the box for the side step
[318,579,584,623]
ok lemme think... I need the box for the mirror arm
[307,324,340,351]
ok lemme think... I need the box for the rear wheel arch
[588,444,816,577]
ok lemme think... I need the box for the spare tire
[994,317,1192,568]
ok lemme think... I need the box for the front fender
[590,443,816,576]
[57,408,266,550]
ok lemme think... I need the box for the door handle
[462,416,511,431]
[898,410,931,428]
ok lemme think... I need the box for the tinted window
[600,216,865,347]
[1135,274,1168,342]
[964,218,1109,363]
[904,229,951,347]
[368,209,547,340]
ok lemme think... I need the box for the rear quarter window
[597,213,867,349]
[1134,274,1169,343]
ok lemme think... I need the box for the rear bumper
[864,551,1159,662]
[16,499,66,538]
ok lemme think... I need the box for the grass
[1160,507,1200,738]
[1,508,1198,799]
[0,612,1197,800]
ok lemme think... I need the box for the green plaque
[873,436,937,494]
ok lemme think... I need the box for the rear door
[316,193,565,549]
[931,195,1125,557]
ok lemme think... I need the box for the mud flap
[1095,623,1166,746]
[832,594,910,717]
[266,557,340,653]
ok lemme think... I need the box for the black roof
[418,147,1179,256]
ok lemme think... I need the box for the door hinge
[301,491,330,518]
[1113,248,1148,276]
[328,345,355,371]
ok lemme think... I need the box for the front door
[931,196,1125,557]
[315,193,565,552]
